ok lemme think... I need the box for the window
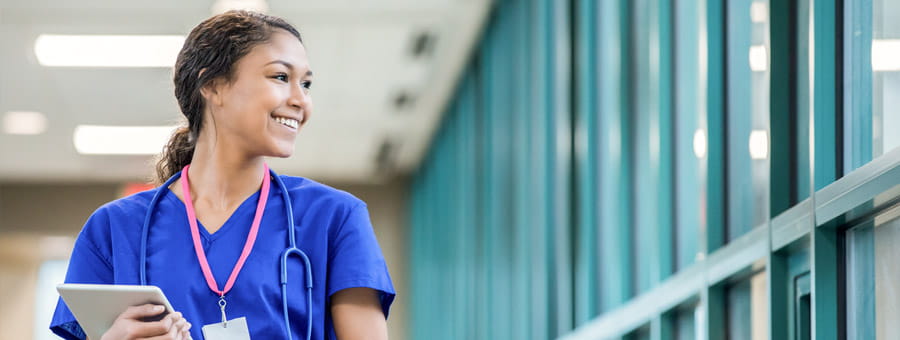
[674,0,707,270]
[726,272,768,340]
[846,203,900,339]
[844,0,900,171]
[726,0,770,240]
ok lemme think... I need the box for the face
[201,29,313,158]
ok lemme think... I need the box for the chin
[269,144,295,158]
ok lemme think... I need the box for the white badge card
[201,317,251,340]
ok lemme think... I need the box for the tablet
[57,284,174,340]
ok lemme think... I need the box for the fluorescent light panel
[3,111,48,135]
[35,35,185,67]
[873,39,900,71]
[74,125,176,155]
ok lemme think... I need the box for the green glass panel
[726,0,770,240]
[674,0,707,271]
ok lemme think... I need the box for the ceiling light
[211,0,269,14]
[3,111,48,135]
[872,39,900,71]
[749,129,768,160]
[35,35,185,67]
[73,125,177,155]
[749,45,768,72]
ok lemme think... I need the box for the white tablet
[57,284,175,340]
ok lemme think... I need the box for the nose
[287,82,311,123]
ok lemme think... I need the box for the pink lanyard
[180,163,270,297]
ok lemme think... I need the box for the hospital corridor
[1,0,899,339]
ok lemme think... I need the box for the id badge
[201,317,251,340]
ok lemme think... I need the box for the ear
[198,69,225,107]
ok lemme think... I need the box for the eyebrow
[265,60,314,76]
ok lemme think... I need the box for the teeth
[273,116,299,129]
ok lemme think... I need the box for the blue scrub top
[50,175,395,340]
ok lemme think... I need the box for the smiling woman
[50,10,394,340]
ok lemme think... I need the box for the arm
[330,288,388,340]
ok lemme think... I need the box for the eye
[272,73,289,82]
[302,81,313,90]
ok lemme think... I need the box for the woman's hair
[155,10,302,184]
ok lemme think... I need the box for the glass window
[870,0,900,158]
[795,0,812,201]
[632,0,661,294]
[726,0,770,241]
[726,272,768,340]
[674,0,707,270]
[626,326,652,340]
[845,0,900,171]
[672,306,699,340]
[846,203,900,339]
[726,0,771,238]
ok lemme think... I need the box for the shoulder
[79,186,165,237]
[72,187,162,262]
[89,187,160,223]
[275,175,366,212]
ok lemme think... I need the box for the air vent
[393,91,415,111]
[409,31,436,58]
[375,138,398,176]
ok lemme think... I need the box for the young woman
[50,10,394,340]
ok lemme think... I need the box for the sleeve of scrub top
[327,203,396,318]
[49,208,115,340]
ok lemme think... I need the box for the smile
[271,115,300,129]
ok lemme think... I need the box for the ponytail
[155,126,195,184]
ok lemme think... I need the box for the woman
[50,10,394,340]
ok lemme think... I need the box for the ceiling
[0,0,491,184]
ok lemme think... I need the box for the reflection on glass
[846,204,900,339]
[632,0,661,294]
[726,272,768,340]
[727,0,770,241]
[673,307,698,340]
[846,0,900,171]
[674,0,707,270]
[872,0,900,157]
[874,209,900,338]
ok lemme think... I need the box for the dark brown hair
[155,10,302,183]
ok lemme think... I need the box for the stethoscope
[138,168,313,340]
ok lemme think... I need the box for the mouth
[270,114,301,130]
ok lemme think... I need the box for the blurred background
[1,0,899,339]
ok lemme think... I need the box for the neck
[184,133,267,210]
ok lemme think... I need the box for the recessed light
[73,125,177,155]
[35,35,185,68]
[3,111,48,135]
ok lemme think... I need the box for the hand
[99,304,192,340]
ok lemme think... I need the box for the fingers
[118,304,166,321]
[134,312,187,339]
